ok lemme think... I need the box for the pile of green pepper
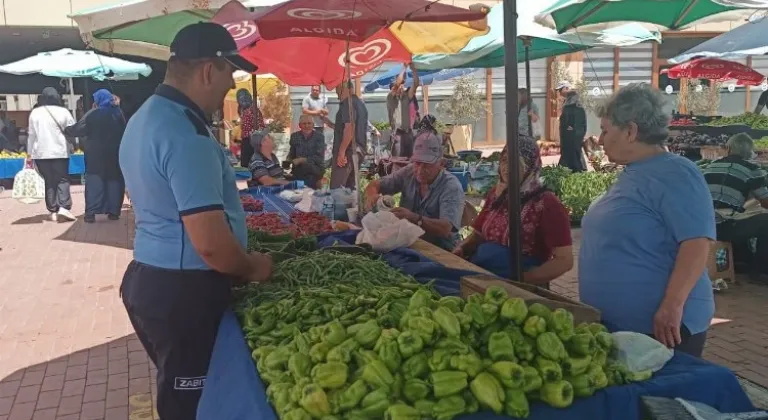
[237,266,652,420]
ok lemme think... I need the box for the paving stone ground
[0,184,766,419]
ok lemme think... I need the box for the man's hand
[320,109,329,116]
[336,152,348,168]
[293,158,307,166]
[653,299,683,349]
[246,252,273,284]
[452,245,465,257]
[364,192,380,212]
[391,207,418,223]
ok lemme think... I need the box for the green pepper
[360,388,390,418]
[565,373,595,398]
[592,348,607,367]
[574,322,592,336]
[288,353,313,378]
[377,340,402,373]
[454,312,472,333]
[431,371,469,398]
[300,383,331,418]
[504,389,530,419]
[353,349,379,367]
[500,298,528,325]
[267,382,294,415]
[384,404,420,420]
[402,353,430,379]
[588,364,609,389]
[362,359,394,389]
[479,323,502,345]
[522,366,543,393]
[435,337,469,355]
[523,315,547,338]
[487,331,515,362]
[527,303,553,324]
[295,332,312,354]
[264,346,293,370]
[481,303,500,325]
[353,320,382,349]
[391,373,404,400]
[433,307,461,338]
[311,362,348,390]
[433,394,466,420]
[588,322,608,335]
[562,355,592,376]
[534,357,563,382]
[408,289,433,311]
[292,378,312,404]
[470,372,505,414]
[484,285,509,307]
[308,327,324,344]
[514,337,535,362]
[261,370,292,386]
[539,380,574,409]
[449,353,484,378]
[549,308,575,341]
[413,400,435,417]
[327,345,352,364]
[397,331,424,358]
[467,294,484,306]
[438,296,464,313]
[504,325,525,344]
[403,378,430,403]
[489,361,525,389]
[463,389,479,414]
[310,342,331,364]
[464,302,488,327]
[567,333,596,357]
[535,332,567,362]
[625,369,652,382]
[323,321,348,346]
[595,331,614,352]
[407,316,437,344]
[284,407,313,420]
[338,380,368,411]
[373,328,401,352]
[429,348,453,372]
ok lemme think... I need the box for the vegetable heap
[241,195,265,212]
[705,112,768,129]
[246,230,319,263]
[290,212,334,237]
[237,273,652,420]
[246,212,334,238]
[542,167,618,222]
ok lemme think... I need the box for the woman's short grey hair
[595,83,670,145]
[727,133,754,159]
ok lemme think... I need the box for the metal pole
[524,39,533,138]
[503,0,522,282]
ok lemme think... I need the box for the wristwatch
[416,215,423,227]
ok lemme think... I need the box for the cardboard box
[460,275,601,324]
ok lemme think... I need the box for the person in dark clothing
[65,89,127,223]
[287,115,326,188]
[556,81,587,172]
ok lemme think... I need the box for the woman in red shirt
[454,141,573,284]
[236,88,266,168]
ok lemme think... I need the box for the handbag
[12,161,45,204]
[42,105,76,153]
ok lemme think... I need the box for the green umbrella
[535,0,764,34]
[413,3,660,70]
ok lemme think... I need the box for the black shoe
[108,214,120,221]
[84,214,95,223]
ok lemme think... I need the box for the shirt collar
[155,84,210,125]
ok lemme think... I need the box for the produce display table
[198,193,755,420]
[0,155,86,179]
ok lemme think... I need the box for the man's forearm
[303,108,321,116]
[419,216,453,238]
[339,123,354,155]
[663,238,711,307]
[183,213,253,282]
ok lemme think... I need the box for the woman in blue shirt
[580,83,715,357]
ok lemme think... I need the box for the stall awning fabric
[363,67,479,93]
[669,16,768,64]
[412,3,660,71]
[0,48,152,81]
[535,0,768,34]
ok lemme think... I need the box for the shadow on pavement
[11,214,52,225]
[0,335,156,419]
[53,214,134,250]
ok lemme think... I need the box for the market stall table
[201,191,756,420]
[0,155,85,179]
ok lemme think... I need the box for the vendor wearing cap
[118,22,272,419]
[555,80,587,172]
[363,131,465,251]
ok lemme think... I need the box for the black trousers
[84,174,125,217]
[558,133,587,172]
[121,261,232,420]
[34,158,72,213]
[717,213,768,275]
[651,325,707,358]
[292,163,324,188]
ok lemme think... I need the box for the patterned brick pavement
[0,186,766,419]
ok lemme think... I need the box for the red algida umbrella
[663,58,766,86]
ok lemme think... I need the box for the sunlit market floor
[0,185,766,420]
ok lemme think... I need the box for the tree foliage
[436,75,487,125]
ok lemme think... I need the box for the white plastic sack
[12,168,45,204]
[279,188,311,203]
[294,189,316,213]
[611,332,674,373]
[355,211,425,252]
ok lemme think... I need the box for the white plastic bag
[355,211,425,252]
[279,188,310,203]
[12,168,45,204]
[294,189,316,212]
[611,332,674,373]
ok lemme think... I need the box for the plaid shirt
[702,155,768,222]
[287,130,326,169]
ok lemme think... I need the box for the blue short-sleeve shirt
[579,153,715,335]
[119,85,247,270]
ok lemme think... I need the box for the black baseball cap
[169,22,257,73]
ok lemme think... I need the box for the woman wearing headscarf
[65,89,127,223]
[248,129,289,187]
[27,87,76,222]
[236,88,265,168]
[453,135,573,284]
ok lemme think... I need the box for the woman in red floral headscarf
[453,135,573,285]
[236,88,265,167]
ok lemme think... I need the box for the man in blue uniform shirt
[118,22,272,419]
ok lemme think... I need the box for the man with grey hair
[287,114,326,188]
[702,132,768,281]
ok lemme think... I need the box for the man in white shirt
[302,85,329,133]
[27,87,76,222]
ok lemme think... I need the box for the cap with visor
[169,22,257,73]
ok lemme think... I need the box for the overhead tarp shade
[669,16,768,64]
[0,48,152,81]
[363,67,479,93]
